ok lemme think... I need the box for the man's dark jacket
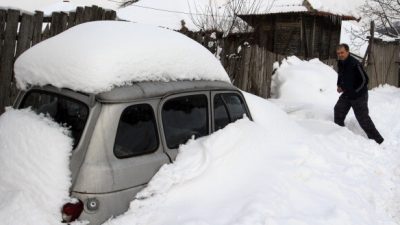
[337,55,369,99]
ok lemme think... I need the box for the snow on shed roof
[240,0,358,20]
[14,21,230,94]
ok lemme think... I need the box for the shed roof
[239,0,358,21]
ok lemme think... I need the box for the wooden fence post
[16,14,34,58]
[0,9,20,113]
[32,11,44,45]
[0,10,7,59]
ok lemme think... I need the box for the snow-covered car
[14,81,251,224]
[11,21,251,224]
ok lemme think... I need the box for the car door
[73,99,171,193]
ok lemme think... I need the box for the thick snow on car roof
[14,21,230,94]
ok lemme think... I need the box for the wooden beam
[32,11,44,46]
[301,15,309,58]
[0,10,7,58]
[311,15,316,57]
[15,13,34,58]
[362,21,375,67]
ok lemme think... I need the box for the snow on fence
[0,6,116,114]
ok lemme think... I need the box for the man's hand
[337,86,343,93]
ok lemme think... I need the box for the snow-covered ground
[270,56,400,146]
[100,58,400,225]
[0,4,399,223]
[2,55,400,224]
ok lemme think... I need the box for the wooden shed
[238,0,357,60]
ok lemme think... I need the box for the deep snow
[102,88,400,225]
[3,33,400,225]
[270,56,400,145]
[0,108,74,225]
[14,21,230,94]
[100,58,400,225]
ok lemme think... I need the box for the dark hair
[337,43,350,52]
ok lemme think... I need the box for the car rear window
[20,91,89,149]
[162,94,209,149]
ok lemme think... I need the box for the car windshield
[19,91,89,149]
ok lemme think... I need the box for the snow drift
[0,108,73,225]
[2,54,399,225]
[271,56,400,144]
[271,56,339,107]
[14,21,230,94]
[102,92,399,225]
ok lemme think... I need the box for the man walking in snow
[334,43,384,144]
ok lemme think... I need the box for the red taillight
[62,200,84,223]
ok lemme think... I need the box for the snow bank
[0,108,73,225]
[15,21,230,94]
[270,56,339,120]
[102,92,398,225]
[270,57,400,222]
[271,56,400,145]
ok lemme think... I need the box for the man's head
[336,43,350,61]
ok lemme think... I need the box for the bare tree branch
[120,0,139,8]
[359,0,400,37]
[188,0,275,36]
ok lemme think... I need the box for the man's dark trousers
[334,92,384,144]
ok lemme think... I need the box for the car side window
[214,94,230,131]
[114,104,159,159]
[213,93,248,130]
[162,94,209,149]
[223,93,248,121]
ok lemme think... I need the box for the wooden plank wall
[366,40,400,88]
[185,31,340,98]
[222,44,285,98]
[0,6,117,113]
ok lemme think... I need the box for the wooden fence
[366,39,400,88]
[1,6,398,114]
[223,45,282,98]
[0,6,117,113]
[185,31,398,99]
[220,43,337,98]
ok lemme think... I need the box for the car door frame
[158,90,211,161]
[210,90,252,132]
